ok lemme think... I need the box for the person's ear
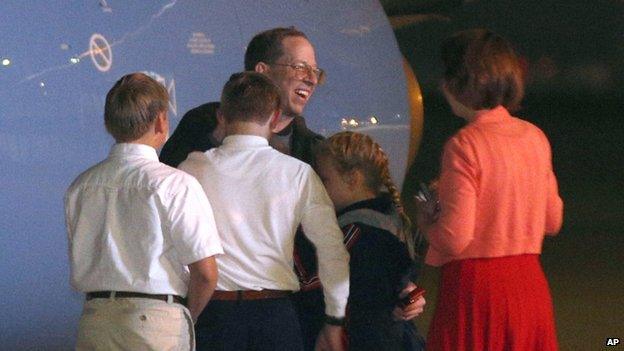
[270,109,291,133]
[212,110,227,142]
[216,109,226,125]
[154,111,168,135]
[255,62,270,74]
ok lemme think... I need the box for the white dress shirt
[179,135,350,317]
[65,143,223,297]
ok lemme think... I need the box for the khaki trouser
[76,296,194,351]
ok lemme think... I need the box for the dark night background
[381,0,624,349]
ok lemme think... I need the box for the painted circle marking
[89,33,112,72]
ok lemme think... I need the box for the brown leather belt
[211,289,292,301]
[86,291,186,305]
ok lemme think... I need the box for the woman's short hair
[104,73,168,142]
[220,72,281,123]
[441,29,524,111]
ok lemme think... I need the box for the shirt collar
[472,105,511,124]
[222,135,269,148]
[337,194,394,217]
[109,143,159,160]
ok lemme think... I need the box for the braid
[381,159,416,259]
[317,131,417,259]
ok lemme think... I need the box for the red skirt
[427,254,558,351]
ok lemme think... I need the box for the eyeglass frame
[268,61,326,84]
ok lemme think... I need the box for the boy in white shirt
[179,72,349,351]
[65,73,223,350]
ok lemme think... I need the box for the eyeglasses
[270,62,326,84]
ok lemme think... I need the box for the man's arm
[159,122,194,167]
[187,256,218,322]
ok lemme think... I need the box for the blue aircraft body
[0,1,413,348]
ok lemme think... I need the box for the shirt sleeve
[544,169,564,235]
[64,189,77,290]
[427,136,478,257]
[64,191,74,242]
[539,132,563,235]
[299,169,350,318]
[164,176,223,265]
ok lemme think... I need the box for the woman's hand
[415,183,440,234]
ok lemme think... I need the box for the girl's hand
[393,282,426,321]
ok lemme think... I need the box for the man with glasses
[245,27,325,162]
[159,27,324,166]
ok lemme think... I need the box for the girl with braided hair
[310,131,426,350]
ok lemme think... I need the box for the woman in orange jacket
[417,29,564,351]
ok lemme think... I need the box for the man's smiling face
[264,36,319,117]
